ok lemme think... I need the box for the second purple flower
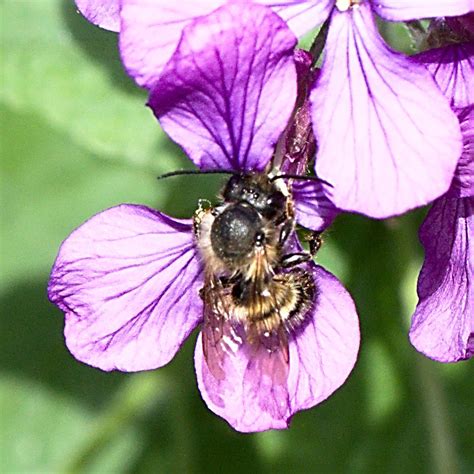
[76,0,472,218]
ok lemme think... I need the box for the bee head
[222,174,287,221]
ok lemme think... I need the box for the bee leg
[193,199,213,237]
[279,252,312,268]
[280,231,323,268]
[309,234,322,256]
[278,220,294,245]
[304,231,323,257]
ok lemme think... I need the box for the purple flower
[409,24,473,362]
[76,0,470,218]
[49,5,359,432]
[414,14,474,108]
[415,42,474,109]
[409,106,473,362]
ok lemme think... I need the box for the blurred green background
[1,1,472,472]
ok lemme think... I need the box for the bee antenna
[270,174,333,188]
[156,169,236,181]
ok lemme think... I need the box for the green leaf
[0,104,175,285]
[0,0,174,171]
[0,375,141,473]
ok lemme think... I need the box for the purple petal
[372,0,474,22]
[409,196,474,362]
[119,0,333,89]
[415,42,474,108]
[311,4,463,218]
[194,265,359,432]
[197,308,292,431]
[149,3,297,172]
[286,266,360,411]
[450,106,474,198]
[292,180,339,231]
[120,0,225,89]
[75,0,120,31]
[48,205,204,372]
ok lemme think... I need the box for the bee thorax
[210,203,264,264]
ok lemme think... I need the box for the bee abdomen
[280,271,316,332]
[233,270,316,335]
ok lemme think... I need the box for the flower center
[335,0,362,12]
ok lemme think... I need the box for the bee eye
[267,192,285,208]
[223,175,243,201]
[228,175,240,188]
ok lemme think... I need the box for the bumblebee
[193,172,319,379]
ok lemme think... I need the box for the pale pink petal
[48,205,204,372]
[311,3,463,218]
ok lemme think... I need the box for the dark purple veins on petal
[48,205,204,372]
[148,3,297,172]
[410,196,474,362]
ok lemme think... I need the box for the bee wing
[242,325,290,421]
[199,278,292,430]
[201,275,243,381]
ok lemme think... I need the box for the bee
[193,172,319,386]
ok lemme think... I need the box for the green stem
[395,216,459,474]
[415,358,459,474]
[170,384,195,474]
[61,372,168,474]
[309,19,330,66]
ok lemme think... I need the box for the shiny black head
[221,173,286,220]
